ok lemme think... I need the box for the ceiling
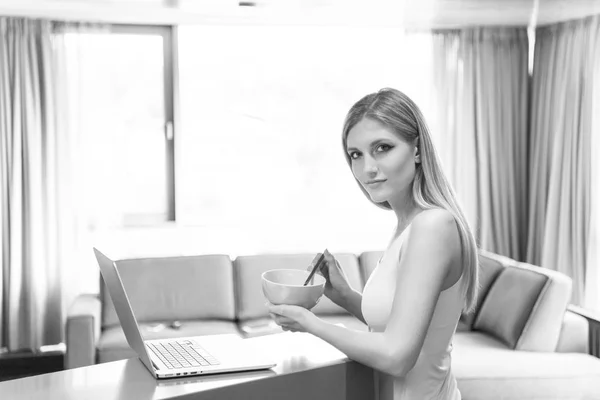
[0,0,599,28]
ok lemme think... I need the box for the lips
[365,179,386,185]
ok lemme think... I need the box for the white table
[0,332,375,400]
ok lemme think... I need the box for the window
[177,25,434,254]
[62,25,175,228]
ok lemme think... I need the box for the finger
[322,249,331,263]
[323,250,337,268]
[276,316,295,325]
[324,250,339,268]
[282,324,299,332]
[323,251,344,275]
[318,257,331,277]
[280,322,296,331]
[269,312,293,325]
[268,305,287,316]
[271,313,295,325]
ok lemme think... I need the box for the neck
[389,191,422,237]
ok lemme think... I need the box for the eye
[375,144,392,153]
[348,151,361,160]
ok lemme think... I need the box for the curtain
[51,22,110,320]
[431,28,530,261]
[587,25,600,312]
[527,15,600,308]
[0,18,64,351]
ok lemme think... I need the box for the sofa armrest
[65,294,101,369]
[556,308,589,354]
[567,304,600,358]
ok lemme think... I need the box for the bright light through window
[62,28,172,229]
[178,25,434,253]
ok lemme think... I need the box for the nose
[362,154,378,176]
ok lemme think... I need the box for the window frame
[105,24,177,224]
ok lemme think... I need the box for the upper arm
[384,209,461,375]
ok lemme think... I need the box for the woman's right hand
[317,249,352,307]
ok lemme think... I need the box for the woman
[268,88,479,399]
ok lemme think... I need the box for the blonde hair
[342,88,479,314]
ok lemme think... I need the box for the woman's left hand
[267,302,319,333]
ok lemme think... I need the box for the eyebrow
[346,139,391,153]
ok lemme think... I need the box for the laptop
[93,248,277,379]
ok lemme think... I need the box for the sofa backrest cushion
[473,250,572,351]
[459,253,505,329]
[234,253,363,320]
[473,265,549,348]
[101,255,236,328]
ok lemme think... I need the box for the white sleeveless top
[361,225,463,400]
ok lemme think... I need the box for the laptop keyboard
[147,339,221,369]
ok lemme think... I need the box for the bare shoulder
[410,209,461,256]
[412,208,457,234]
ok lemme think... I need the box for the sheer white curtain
[587,34,600,311]
[431,28,530,261]
[0,18,64,350]
[51,22,110,321]
[527,15,600,308]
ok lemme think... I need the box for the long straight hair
[342,88,479,314]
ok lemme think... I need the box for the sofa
[65,249,600,399]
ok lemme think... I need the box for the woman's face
[346,117,417,205]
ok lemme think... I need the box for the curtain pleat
[527,16,600,306]
[0,17,62,351]
[586,23,600,311]
[431,28,529,261]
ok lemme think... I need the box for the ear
[414,144,421,164]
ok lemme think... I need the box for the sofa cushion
[459,253,504,329]
[474,250,572,352]
[473,266,548,349]
[453,332,600,400]
[97,320,241,363]
[101,255,236,328]
[453,331,512,351]
[234,253,363,320]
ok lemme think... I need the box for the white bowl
[261,269,326,309]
